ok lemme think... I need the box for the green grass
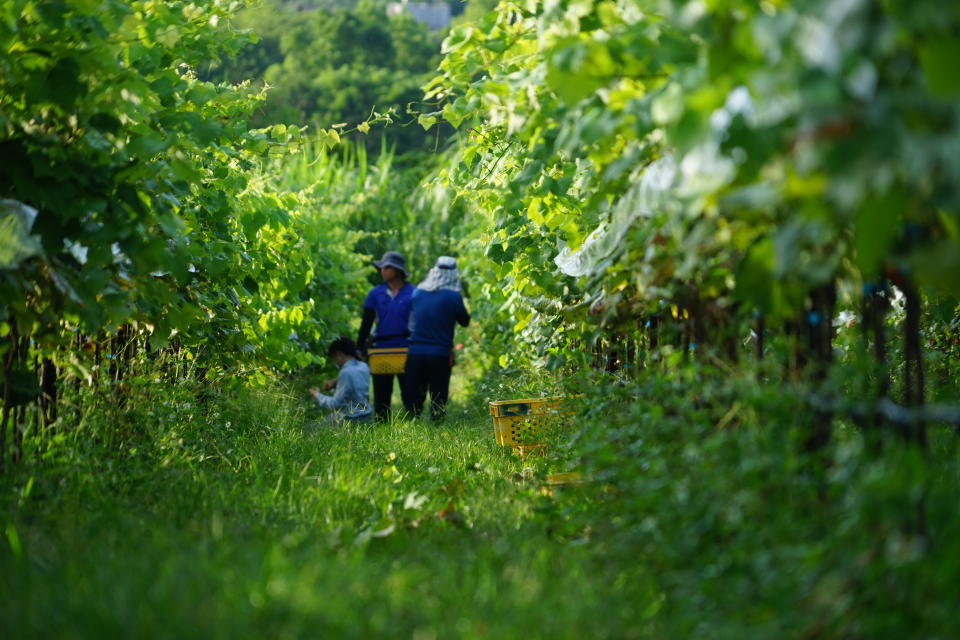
[0,382,648,639]
[5,368,960,638]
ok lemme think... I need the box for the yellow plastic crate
[367,347,407,374]
[488,397,571,455]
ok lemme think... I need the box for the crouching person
[310,337,373,423]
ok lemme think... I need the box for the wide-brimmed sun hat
[373,251,407,277]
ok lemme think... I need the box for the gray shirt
[312,359,372,419]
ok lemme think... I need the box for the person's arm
[356,307,375,357]
[311,370,350,410]
[455,294,471,327]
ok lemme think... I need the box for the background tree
[206,0,450,155]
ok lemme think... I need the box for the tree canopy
[205,0,449,154]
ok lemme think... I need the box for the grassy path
[7,377,960,637]
[1,386,648,639]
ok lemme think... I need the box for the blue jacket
[312,359,372,419]
[408,289,470,356]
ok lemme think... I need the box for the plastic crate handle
[501,403,530,416]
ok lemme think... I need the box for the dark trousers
[406,354,452,420]
[372,372,413,421]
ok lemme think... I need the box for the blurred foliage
[0,0,440,409]
[551,366,960,637]
[423,0,960,369]
[205,0,452,155]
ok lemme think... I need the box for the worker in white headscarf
[406,256,470,420]
[416,255,461,292]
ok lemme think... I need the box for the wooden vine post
[0,323,14,472]
[804,281,838,453]
[903,284,926,449]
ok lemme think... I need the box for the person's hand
[309,387,321,398]
[322,378,336,391]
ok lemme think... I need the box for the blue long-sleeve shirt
[362,283,415,347]
[312,359,372,419]
[408,289,470,356]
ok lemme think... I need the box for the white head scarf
[417,256,461,292]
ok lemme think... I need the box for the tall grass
[1,375,644,639]
[275,140,468,283]
[5,361,960,637]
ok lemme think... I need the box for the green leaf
[546,38,612,104]
[734,238,776,315]
[485,242,508,263]
[47,57,83,108]
[89,112,122,134]
[127,135,170,158]
[911,240,960,297]
[1,367,41,407]
[546,64,603,104]
[317,128,341,150]
[156,25,180,48]
[442,26,474,54]
[651,83,684,125]
[441,104,464,128]
[854,192,905,277]
[0,199,42,269]
[418,113,439,130]
[919,39,960,98]
[527,198,544,226]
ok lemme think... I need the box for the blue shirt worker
[357,251,416,421]
[310,337,372,422]
[407,256,471,421]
